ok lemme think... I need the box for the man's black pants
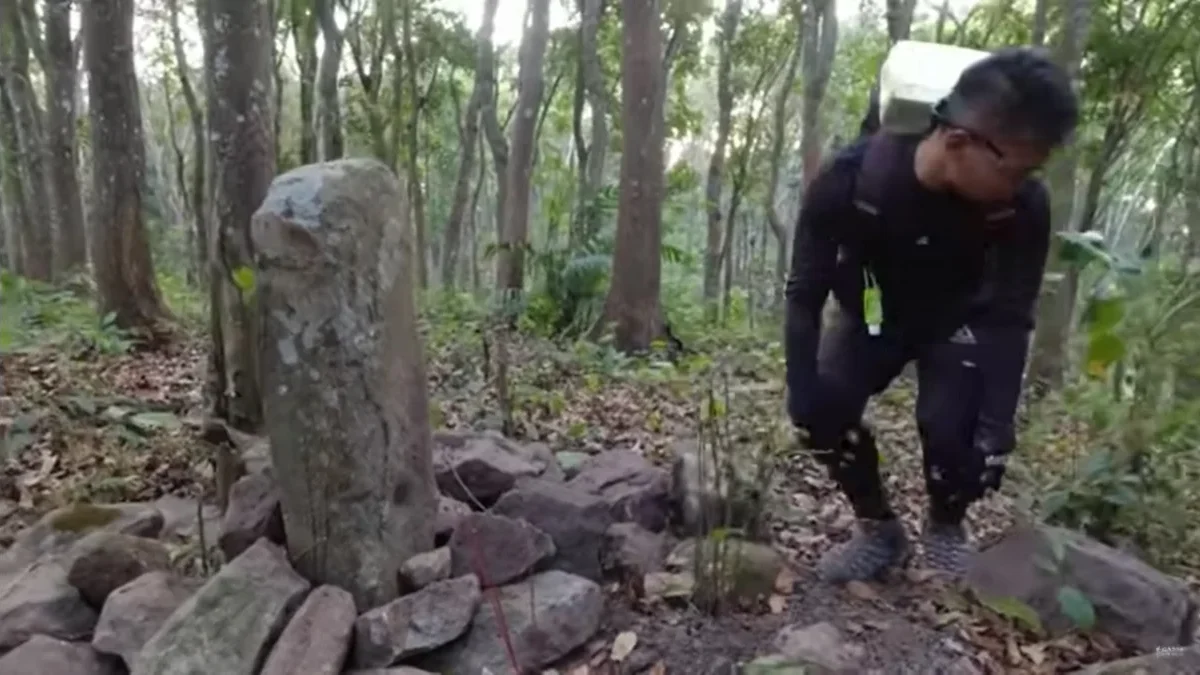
[807,307,998,524]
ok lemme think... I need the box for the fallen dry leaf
[935,611,964,628]
[768,594,787,614]
[905,567,937,584]
[1020,643,1047,665]
[610,631,638,663]
[845,580,879,601]
[1006,636,1023,666]
[0,298,1148,675]
[774,567,796,594]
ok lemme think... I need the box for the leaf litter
[0,330,1159,672]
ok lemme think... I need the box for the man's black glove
[973,413,1014,495]
[794,417,867,454]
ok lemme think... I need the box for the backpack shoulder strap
[852,134,900,218]
[853,134,1020,226]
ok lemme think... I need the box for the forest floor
[0,327,1185,674]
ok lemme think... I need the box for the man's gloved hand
[973,415,1014,495]
[795,417,864,453]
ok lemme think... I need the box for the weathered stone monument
[251,158,436,610]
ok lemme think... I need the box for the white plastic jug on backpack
[877,40,990,133]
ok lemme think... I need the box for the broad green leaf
[1056,585,1096,630]
[977,594,1045,635]
[1102,483,1138,507]
[231,266,256,293]
[1,431,33,460]
[127,411,182,434]
[63,395,99,417]
[1046,530,1067,564]
[11,411,46,432]
[1056,231,1111,268]
[428,402,445,429]
[567,421,588,440]
[1081,449,1112,478]
[707,397,726,418]
[1083,296,1125,333]
[101,405,133,423]
[1040,490,1069,520]
[1085,332,1125,376]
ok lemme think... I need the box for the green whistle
[863,269,882,336]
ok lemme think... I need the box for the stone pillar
[251,159,435,610]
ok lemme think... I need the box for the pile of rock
[6,427,1190,674]
[0,431,719,674]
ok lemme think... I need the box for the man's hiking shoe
[817,518,910,584]
[921,519,972,578]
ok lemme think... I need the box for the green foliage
[231,266,255,293]
[0,270,134,355]
[825,20,887,144]
[1022,251,1200,571]
[977,594,1045,635]
[1056,585,1097,631]
[157,271,207,333]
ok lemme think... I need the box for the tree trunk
[1031,0,1049,47]
[441,0,499,289]
[253,159,435,612]
[272,19,285,171]
[800,0,838,187]
[480,36,508,245]
[292,0,318,165]
[703,0,740,318]
[314,0,343,160]
[82,0,166,332]
[468,132,487,290]
[765,0,804,309]
[2,2,53,280]
[576,0,609,245]
[602,0,666,353]
[167,0,208,282]
[934,0,951,43]
[43,0,87,276]
[346,0,394,163]
[402,0,430,288]
[885,0,918,43]
[0,79,29,276]
[0,188,9,268]
[1028,0,1090,386]
[204,0,275,431]
[495,0,552,293]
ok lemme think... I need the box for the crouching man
[784,47,1079,582]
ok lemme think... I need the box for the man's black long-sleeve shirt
[784,134,1051,448]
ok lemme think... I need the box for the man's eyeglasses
[931,100,1006,160]
[931,100,1044,180]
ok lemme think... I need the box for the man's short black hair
[942,46,1079,148]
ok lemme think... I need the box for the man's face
[940,125,1051,204]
